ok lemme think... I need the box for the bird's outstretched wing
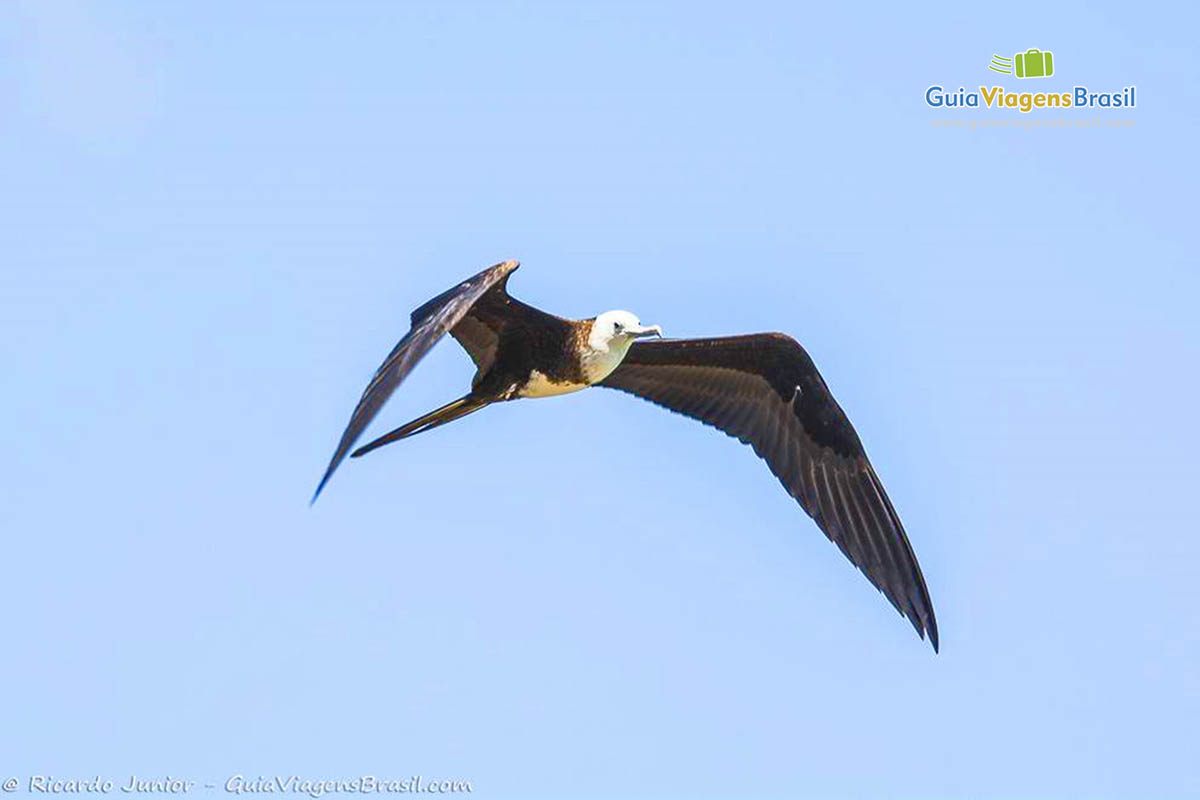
[600,333,938,650]
[312,260,519,502]
[441,274,574,382]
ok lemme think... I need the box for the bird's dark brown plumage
[600,334,938,650]
[314,260,587,499]
[312,260,520,501]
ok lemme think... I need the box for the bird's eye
[614,321,624,332]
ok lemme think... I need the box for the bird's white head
[582,310,663,382]
[589,310,662,352]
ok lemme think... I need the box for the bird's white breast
[580,340,633,384]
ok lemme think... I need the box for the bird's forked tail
[350,394,490,458]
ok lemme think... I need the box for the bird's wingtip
[914,612,939,653]
[901,597,939,653]
[310,470,334,506]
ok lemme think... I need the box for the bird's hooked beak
[628,324,663,339]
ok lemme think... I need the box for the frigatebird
[314,260,938,650]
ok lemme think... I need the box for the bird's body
[315,260,939,650]
[439,288,647,399]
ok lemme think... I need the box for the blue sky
[2,2,1197,798]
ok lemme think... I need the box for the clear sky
[2,2,1197,798]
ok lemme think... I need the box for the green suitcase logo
[1014,48,1054,78]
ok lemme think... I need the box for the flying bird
[314,260,938,650]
